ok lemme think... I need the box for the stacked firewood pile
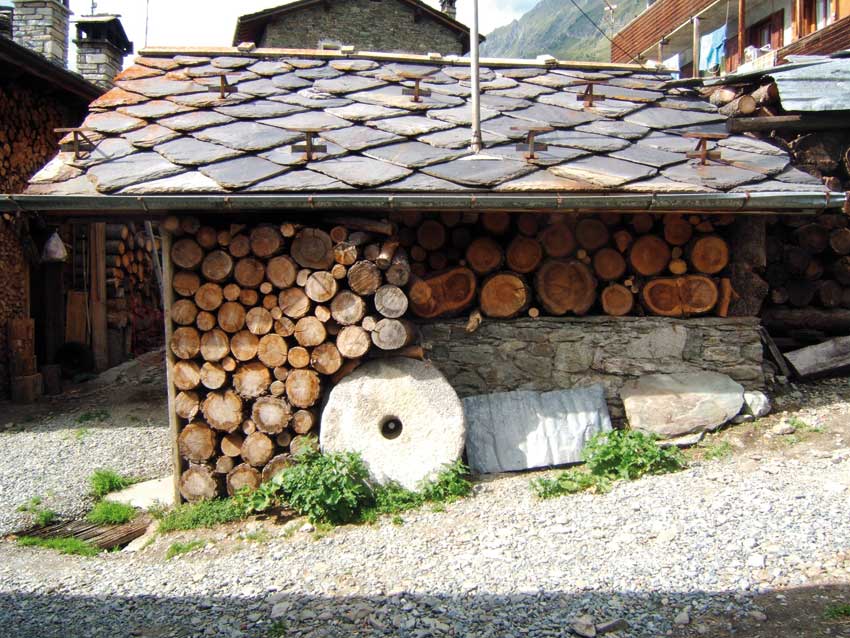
[397,211,735,320]
[166,216,422,501]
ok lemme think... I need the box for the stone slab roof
[27,48,829,199]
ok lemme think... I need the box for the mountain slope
[481,0,645,63]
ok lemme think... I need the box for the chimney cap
[75,14,133,54]
[0,1,14,8]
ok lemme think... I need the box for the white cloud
[68,0,536,70]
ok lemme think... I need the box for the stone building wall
[420,317,764,421]
[260,0,464,55]
[76,41,123,89]
[12,0,70,66]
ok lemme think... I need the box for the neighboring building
[234,0,474,55]
[613,0,850,76]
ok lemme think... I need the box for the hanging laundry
[699,24,727,71]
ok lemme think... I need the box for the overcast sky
[67,0,536,69]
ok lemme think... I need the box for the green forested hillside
[481,0,646,62]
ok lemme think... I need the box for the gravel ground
[0,352,170,535]
[0,374,849,638]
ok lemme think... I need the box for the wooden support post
[89,223,108,371]
[145,221,164,304]
[738,0,746,67]
[161,231,183,506]
[692,16,701,78]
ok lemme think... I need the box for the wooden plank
[89,222,108,371]
[65,290,88,344]
[25,515,151,550]
[785,336,850,377]
[759,326,792,378]
[161,230,183,506]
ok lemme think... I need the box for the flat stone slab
[325,102,405,122]
[118,171,224,194]
[364,141,467,168]
[369,115,455,136]
[124,124,180,149]
[194,121,298,152]
[625,106,725,129]
[270,73,312,90]
[620,372,744,438]
[84,111,147,135]
[117,77,206,98]
[245,168,351,192]
[320,125,403,151]
[321,358,465,490]
[423,157,535,187]
[215,99,304,119]
[609,144,686,168]
[314,75,386,94]
[262,111,350,132]
[510,103,599,127]
[87,152,185,192]
[248,61,294,76]
[309,156,411,187]
[105,477,174,510]
[199,156,285,189]
[159,110,234,132]
[119,100,190,119]
[419,127,507,148]
[576,120,650,140]
[154,137,242,166]
[550,155,656,187]
[662,161,766,190]
[463,385,612,474]
[536,129,630,152]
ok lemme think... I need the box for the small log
[663,217,693,246]
[171,299,199,326]
[173,360,201,391]
[171,326,200,360]
[180,465,220,502]
[200,329,230,362]
[408,267,477,319]
[538,222,577,258]
[200,362,227,390]
[830,228,850,256]
[250,225,283,258]
[795,223,830,254]
[466,237,504,275]
[275,432,292,448]
[506,236,544,274]
[292,228,334,269]
[428,252,448,271]
[227,464,260,496]
[296,269,312,288]
[613,229,633,253]
[173,271,201,297]
[286,369,321,408]
[336,326,371,358]
[233,361,271,398]
[371,318,415,350]
[719,94,757,116]
[641,275,719,317]
[361,316,378,332]
[274,317,296,337]
[465,309,483,332]
[287,346,311,369]
[630,214,654,234]
[215,456,235,475]
[575,219,609,252]
[787,279,817,307]
[278,288,311,319]
[374,285,409,318]
[709,87,738,106]
[385,248,411,286]
[234,257,266,289]
[517,213,540,237]
[239,289,259,307]
[333,241,358,266]
[325,216,394,236]
[290,434,319,457]
[291,410,316,435]
[228,234,251,258]
[195,283,224,312]
[280,222,300,238]
[311,342,343,375]
[375,238,399,269]
[669,258,688,275]
[534,259,597,316]
[202,389,243,432]
[266,255,297,288]
[329,226,349,243]
[252,396,291,434]
[629,235,671,276]
[294,317,326,347]
[330,290,366,325]
[481,212,510,235]
[305,271,338,303]
[178,422,216,463]
[270,380,286,396]
[479,272,531,319]
[175,391,200,420]
[600,283,634,316]
[818,280,843,308]
[690,235,730,275]
[223,284,241,302]
[230,330,260,362]
[171,238,203,270]
[245,307,273,336]
[200,250,233,283]
[262,454,293,483]
[592,248,626,281]
[417,220,447,251]
[217,301,246,334]
[221,433,244,458]
[347,260,382,296]
[258,334,288,368]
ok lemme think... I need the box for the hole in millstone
[380,415,403,440]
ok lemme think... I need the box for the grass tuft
[165,539,206,559]
[17,536,100,556]
[89,469,134,498]
[17,496,58,527]
[86,500,137,525]
[76,409,110,424]
[155,499,244,533]
[702,440,733,461]
[825,603,850,620]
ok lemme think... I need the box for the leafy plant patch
[87,501,137,525]
[89,469,134,498]
[165,539,206,559]
[155,498,244,533]
[17,536,100,556]
[17,496,58,527]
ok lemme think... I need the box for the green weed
[420,460,473,502]
[155,499,244,533]
[86,501,137,525]
[241,529,270,543]
[782,434,801,446]
[702,441,733,461]
[76,409,110,424]
[88,469,134,498]
[391,515,404,526]
[825,603,850,620]
[788,416,824,433]
[17,536,99,556]
[267,620,287,637]
[531,429,684,499]
[17,496,58,527]
[72,427,91,441]
[165,539,206,559]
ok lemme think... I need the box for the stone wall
[76,41,123,89]
[260,0,464,55]
[12,0,70,66]
[420,317,764,421]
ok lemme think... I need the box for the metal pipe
[469,0,482,153]
[2,192,844,214]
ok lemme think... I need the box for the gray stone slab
[536,129,630,152]
[186,63,239,78]
[285,58,327,69]
[26,174,99,195]
[118,100,190,119]
[116,171,224,194]
[245,168,352,192]
[442,66,495,82]
[173,55,209,66]
[498,67,545,79]
[325,102,406,122]
[369,115,454,136]
[348,86,462,111]
[576,120,650,140]
[606,76,668,90]
[248,60,294,76]
[124,124,181,148]
[721,148,789,176]
[86,152,186,192]
[29,154,83,184]
[463,386,612,474]
[84,111,147,135]
[484,143,587,166]
[550,155,656,187]
[475,76,520,91]
[294,65,343,80]
[671,122,730,137]
[199,156,286,189]
[478,93,533,112]
[117,77,206,98]
[260,111,351,132]
[319,125,403,151]
[610,144,686,168]
[480,115,542,140]
[376,172,472,191]
[167,92,251,109]
[525,72,584,89]
[314,75,385,94]
[638,131,711,153]
[423,158,535,187]
[718,135,785,156]
[309,156,412,187]
[538,92,644,118]
[620,175,718,193]
[272,91,351,109]
[662,161,767,190]
[423,81,472,97]
[730,179,827,193]
[159,110,234,132]
[235,78,284,97]
[621,372,744,438]
[552,69,614,81]
[418,126,507,149]
[495,170,596,192]
[214,99,305,119]
[260,140,346,165]
[82,138,138,166]
[364,141,468,168]
[154,137,242,166]
[774,166,825,185]
[510,103,600,128]
[657,97,719,113]
[270,72,313,90]
[211,56,253,69]
[624,106,725,129]
[563,82,664,103]
[329,59,378,72]
[488,82,555,99]
[195,121,299,152]
[428,104,500,125]
[191,70,257,86]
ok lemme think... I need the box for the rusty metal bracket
[844,191,850,215]
[54,127,96,159]
[684,132,729,165]
[291,130,328,161]
[577,83,605,108]
[210,75,236,99]
[512,125,554,161]
[401,77,432,103]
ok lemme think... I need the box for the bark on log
[601,283,634,316]
[286,369,321,408]
[719,95,757,117]
[479,272,531,319]
[534,259,597,316]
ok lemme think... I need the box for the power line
[566,0,643,66]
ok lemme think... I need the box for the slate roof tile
[536,130,630,153]
[90,88,149,108]
[423,158,535,187]
[524,73,584,89]
[116,77,207,98]
[495,170,596,191]
[363,141,468,168]
[314,75,386,95]
[248,61,294,76]
[376,172,472,191]
[86,152,186,192]
[418,127,507,149]
[319,125,403,151]
[214,100,305,119]
[262,111,351,132]
[509,103,599,128]
[662,161,767,190]
[154,137,243,166]
[84,111,147,135]
[576,120,649,140]
[326,102,406,122]
[368,115,455,136]
[550,155,656,187]
[194,121,299,152]
[294,65,343,80]
[245,169,352,192]
[270,73,313,90]
[260,140,346,166]
[609,145,686,168]
[488,82,556,99]
[159,111,235,132]
[118,100,191,119]
[309,156,412,187]
[624,106,725,129]
[211,56,254,69]
[330,59,379,72]
[117,171,225,194]
[167,92,251,109]
[199,156,286,189]
[428,105,500,125]
[272,91,351,109]
[124,124,181,149]
[484,143,588,166]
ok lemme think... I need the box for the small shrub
[420,460,472,503]
[87,501,137,525]
[825,603,850,620]
[531,470,611,499]
[17,496,58,527]
[583,429,684,481]
[165,539,206,559]
[76,409,110,424]
[17,536,100,556]
[89,469,133,498]
[155,499,244,533]
[34,509,58,527]
[788,416,824,433]
[702,441,733,461]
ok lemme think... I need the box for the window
[803,0,831,34]
[748,9,785,50]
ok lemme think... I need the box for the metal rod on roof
[469,0,482,153]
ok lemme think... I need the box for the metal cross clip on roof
[577,83,605,108]
[512,125,554,161]
[683,132,729,166]
[210,75,236,99]
[54,127,96,160]
[398,68,438,103]
[289,128,328,162]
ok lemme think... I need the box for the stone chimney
[0,1,13,38]
[74,14,133,89]
[440,0,457,20]
[12,0,71,66]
